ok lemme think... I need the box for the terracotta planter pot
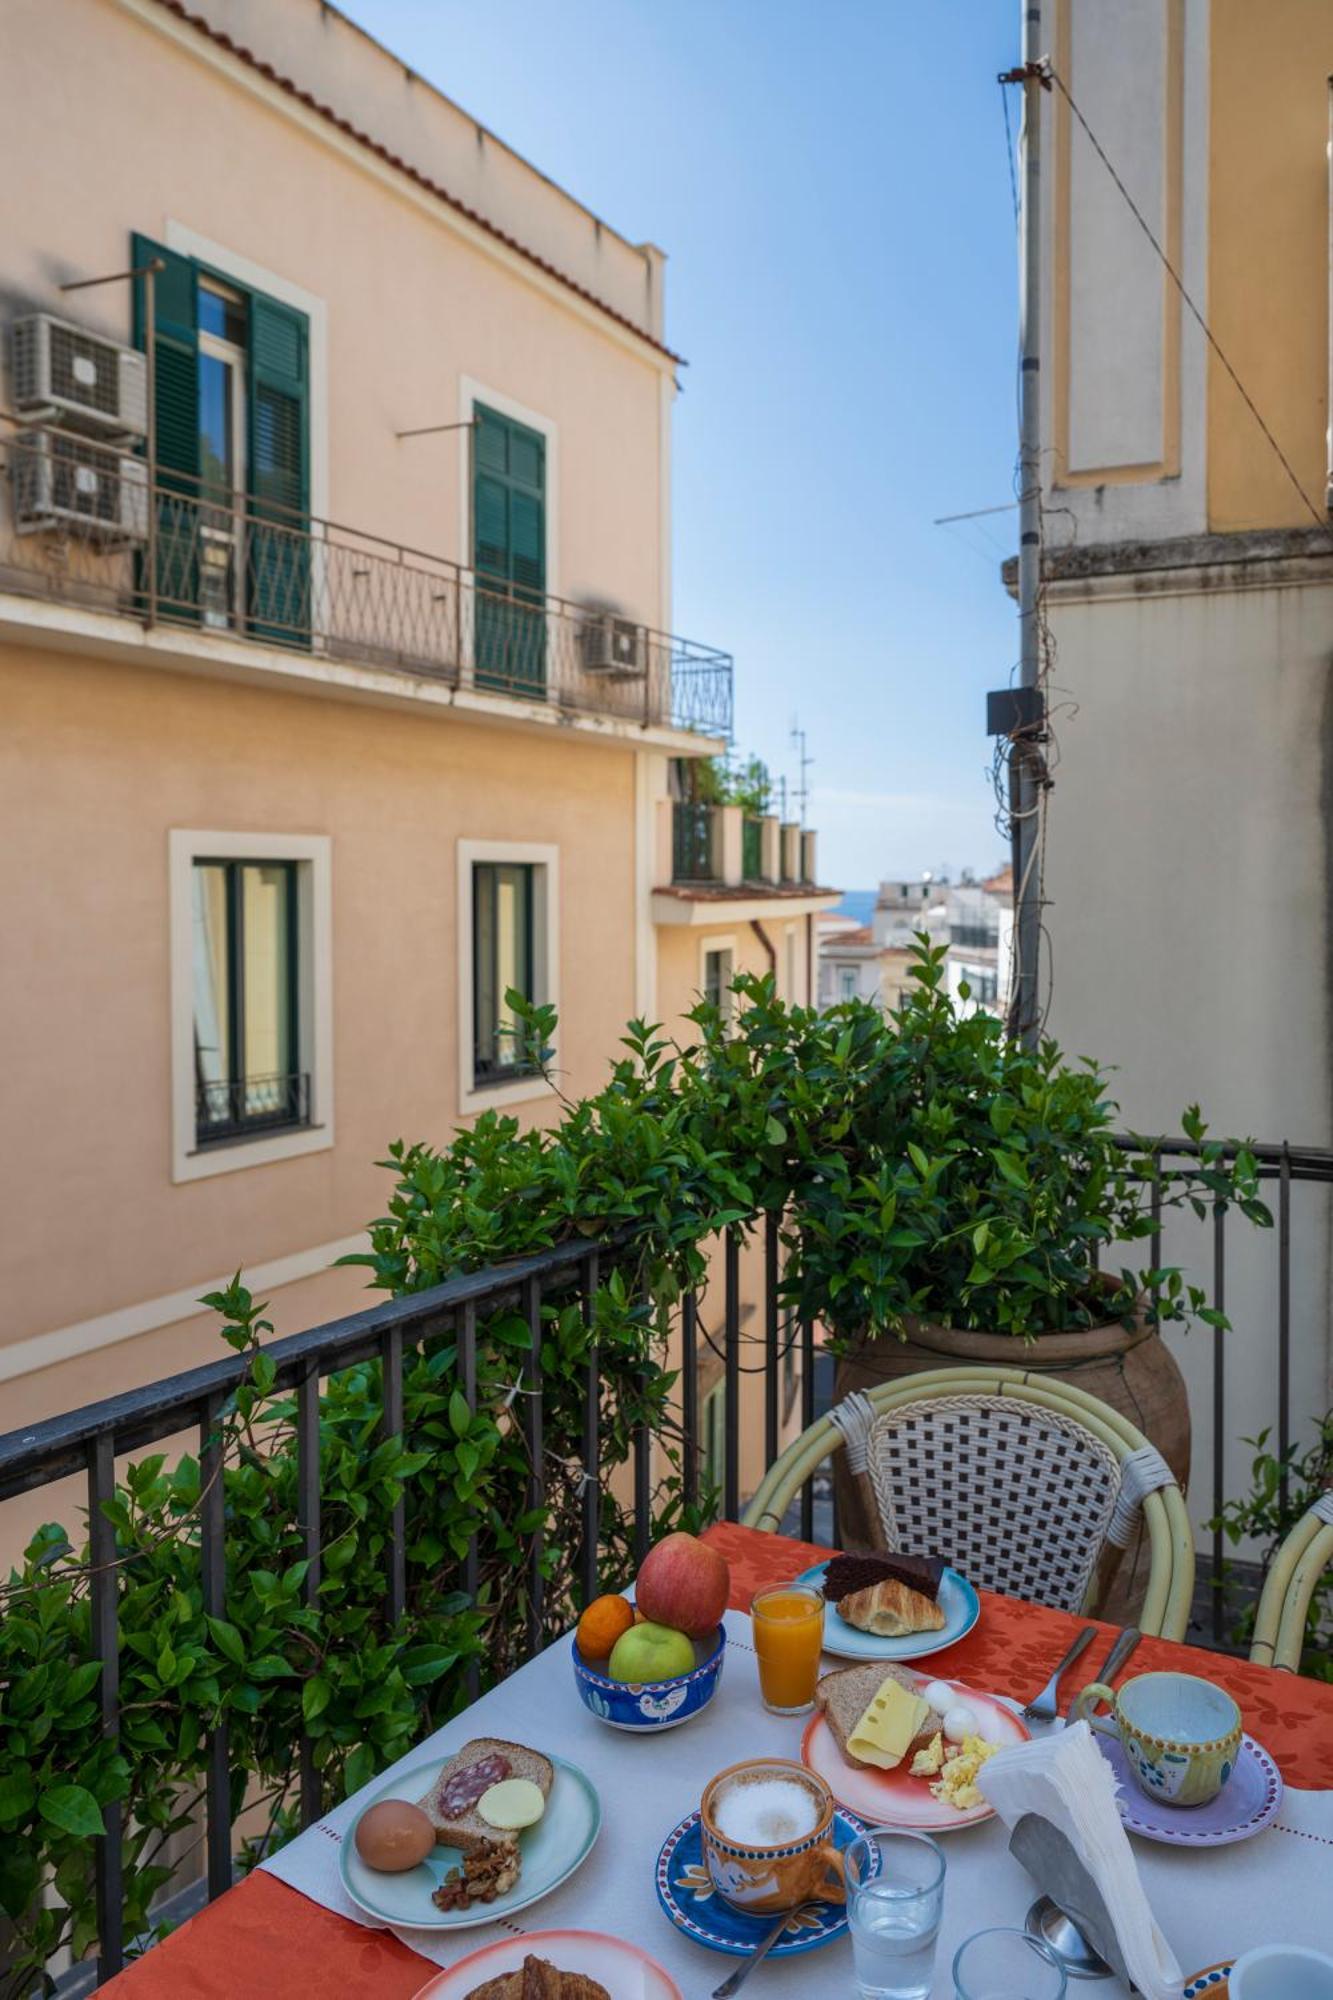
[832,1300,1189,1626]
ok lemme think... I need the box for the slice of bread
[416,1738,554,1857]
[815,1664,942,1770]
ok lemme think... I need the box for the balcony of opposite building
[0,418,733,749]
[653,798,837,925]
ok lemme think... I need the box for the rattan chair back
[866,1393,1122,1612]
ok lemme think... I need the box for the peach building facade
[0,0,831,1524]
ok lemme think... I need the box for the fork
[1021,1625,1097,1723]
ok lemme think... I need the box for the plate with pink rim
[409,1929,683,1998]
[1100,1732,1282,1846]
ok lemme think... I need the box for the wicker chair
[742,1366,1195,1640]
[1249,1495,1333,1672]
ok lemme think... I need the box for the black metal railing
[949,923,1000,950]
[0,417,733,740]
[195,1070,310,1145]
[672,801,717,881]
[742,815,763,880]
[2,1139,1331,1982]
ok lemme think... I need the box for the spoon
[711,1904,815,1997]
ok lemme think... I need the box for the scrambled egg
[929,1733,997,1811]
[908,1732,945,1778]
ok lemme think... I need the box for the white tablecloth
[262,1608,1333,1994]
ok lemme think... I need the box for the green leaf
[449,1389,471,1437]
[0,1836,39,1920]
[39,1784,105,1839]
[0,1767,36,1828]
[303,1675,333,1722]
[764,1116,787,1146]
[207,1616,246,1667]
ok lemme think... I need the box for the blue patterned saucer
[1184,1966,1233,1997]
[654,1806,872,1958]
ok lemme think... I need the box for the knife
[1095,1624,1141,1693]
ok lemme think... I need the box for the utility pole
[790,720,812,828]
[993,10,1052,1047]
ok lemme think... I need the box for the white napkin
[977,1720,1183,2000]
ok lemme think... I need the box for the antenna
[790,720,813,828]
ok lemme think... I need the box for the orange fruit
[576,1593,636,1663]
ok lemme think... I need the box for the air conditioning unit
[581,612,646,678]
[11,313,148,438]
[12,429,149,542]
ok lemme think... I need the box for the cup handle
[1071,1680,1121,1740]
[814,1841,846,1906]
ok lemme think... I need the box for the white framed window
[699,935,736,1024]
[839,966,857,1001]
[457,839,559,1116]
[169,830,333,1182]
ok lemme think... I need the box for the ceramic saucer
[655,1805,873,1957]
[795,1560,981,1661]
[1099,1733,1282,1846]
[1184,1965,1233,1997]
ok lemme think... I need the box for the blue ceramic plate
[1183,1966,1233,1997]
[655,1806,873,1958]
[796,1561,981,1661]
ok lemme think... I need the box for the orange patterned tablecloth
[101,1522,1333,1997]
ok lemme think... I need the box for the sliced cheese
[846,1675,931,1770]
[476,1777,546,1831]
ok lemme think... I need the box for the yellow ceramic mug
[700,1760,845,1914]
[1072,1670,1242,1808]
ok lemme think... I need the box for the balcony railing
[0,418,733,739]
[672,800,717,880]
[2,1140,1326,1982]
[741,814,763,880]
[195,1070,311,1145]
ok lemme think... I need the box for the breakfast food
[635,1530,731,1637]
[836,1576,948,1638]
[352,1799,437,1872]
[417,1739,554,1854]
[607,1618,695,1683]
[815,1663,944,1771]
[575,1593,635,1663]
[433,1837,521,1912]
[822,1549,946,1604]
[464,1958,610,1999]
[817,1664,1002,1812]
[477,1777,546,1831]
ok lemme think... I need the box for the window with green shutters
[132,234,310,644]
[473,404,546,696]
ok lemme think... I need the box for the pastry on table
[465,1956,610,1999]
[836,1574,947,1637]
[822,1549,946,1604]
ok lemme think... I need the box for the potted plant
[683,940,1271,1605]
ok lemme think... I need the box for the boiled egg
[943,1702,981,1743]
[922,1679,956,1713]
[353,1799,436,1872]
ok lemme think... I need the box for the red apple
[635,1532,729,1638]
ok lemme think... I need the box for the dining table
[100,1521,1333,1997]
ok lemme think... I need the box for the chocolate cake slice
[822,1549,946,1605]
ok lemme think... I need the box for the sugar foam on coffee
[712,1774,819,1847]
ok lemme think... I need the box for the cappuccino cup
[700,1760,844,1914]
[1072,1670,1241,1807]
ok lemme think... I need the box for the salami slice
[435,1752,511,1819]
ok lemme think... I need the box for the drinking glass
[845,1829,946,2000]
[952,1927,1068,1999]
[751,1583,824,1715]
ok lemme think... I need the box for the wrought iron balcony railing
[195,1070,311,1145]
[0,418,733,739]
[741,814,763,880]
[672,800,717,880]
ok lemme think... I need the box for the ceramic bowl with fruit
[572,1532,730,1733]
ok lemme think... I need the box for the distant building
[818,869,1013,1019]
[943,868,1013,1019]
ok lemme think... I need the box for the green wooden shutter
[132,232,199,618]
[473,405,545,696]
[247,294,310,644]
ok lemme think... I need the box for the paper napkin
[977,1719,1184,2000]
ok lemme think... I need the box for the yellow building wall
[0,648,639,1408]
[1207,0,1333,531]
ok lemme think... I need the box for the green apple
[607,1619,695,1684]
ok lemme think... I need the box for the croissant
[466,1958,610,2000]
[837,1577,947,1637]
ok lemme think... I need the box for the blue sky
[357,1,1020,887]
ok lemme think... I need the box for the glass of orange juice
[752,1583,825,1715]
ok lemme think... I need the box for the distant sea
[834,890,875,923]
